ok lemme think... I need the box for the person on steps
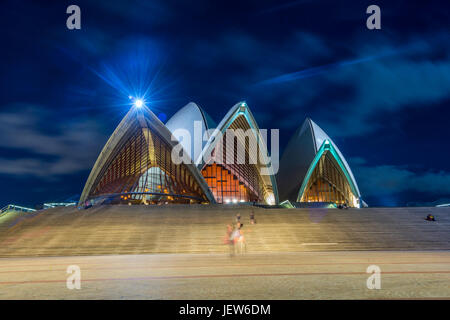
[250,209,256,224]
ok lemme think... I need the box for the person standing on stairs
[250,209,255,224]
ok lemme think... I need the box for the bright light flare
[134,99,144,108]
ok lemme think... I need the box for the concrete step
[0,205,449,257]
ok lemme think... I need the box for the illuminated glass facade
[91,126,208,204]
[278,118,362,208]
[79,106,215,205]
[197,104,278,205]
[299,149,358,206]
[201,163,255,203]
[80,103,363,207]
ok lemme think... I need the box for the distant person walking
[250,209,256,224]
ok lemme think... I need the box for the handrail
[43,202,76,209]
[0,204,36,217]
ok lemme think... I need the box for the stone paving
[0,251,449,299]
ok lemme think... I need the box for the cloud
[250,33,450,136]
[322,52,450,137]
[183,30,333,127]
[254,0,313,16]
[189,31,331,77]
[185,30,450,139]
[253,39,428,86]
[0,104,108,178]
[350,157,450,198]
[91,0,175,27]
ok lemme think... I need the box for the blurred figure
[250,209,256,224]
[228,223,238,256]
[425,214,436,221]
[227,224,233,236]
[224,224,233,244]
[232,222,246,255]
[235,212,241,223]
[84,200,92,210]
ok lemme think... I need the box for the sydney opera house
[79,101,364,208]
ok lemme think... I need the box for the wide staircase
[0,205,449,257]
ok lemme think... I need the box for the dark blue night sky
[0,0,449,207]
